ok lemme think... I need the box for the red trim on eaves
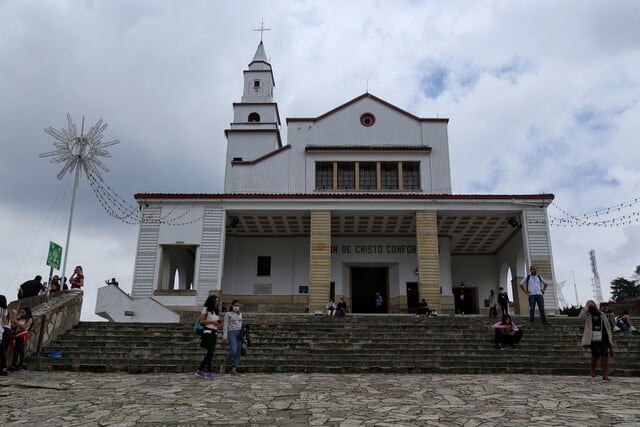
[134,192,555,202]
[230,144,291,165]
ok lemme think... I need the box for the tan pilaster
[309,210,331,313]
[416,210,441,311]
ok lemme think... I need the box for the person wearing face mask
[580,300,614,380]
[220,299,243,376]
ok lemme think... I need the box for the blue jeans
[223,330,242,368]
[528,294,547,323]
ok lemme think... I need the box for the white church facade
[96,41,558,321]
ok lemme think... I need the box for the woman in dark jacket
[196,295,221,379]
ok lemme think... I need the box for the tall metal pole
[60,157,81,284]
[61,118,86,284]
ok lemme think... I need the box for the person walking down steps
[220,299,243,376]
[195,295,221,380]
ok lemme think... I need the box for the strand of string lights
[544,199,640,228]
[88,173,204,226]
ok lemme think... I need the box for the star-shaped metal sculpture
[40,113,120,181]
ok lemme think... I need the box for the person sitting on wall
[105,277,119,286]
[336,298,347,317]
[416,298,431,316]
[615,310,638,333]
[50,275,62,293]
[18,275,45,299]
[326,300,336,316]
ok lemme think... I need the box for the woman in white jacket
[580,300,614,380]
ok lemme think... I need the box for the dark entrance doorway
[351,267,388,313]
[406,282,419,313]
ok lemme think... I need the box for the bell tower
[224,39,283,192]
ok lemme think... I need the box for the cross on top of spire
[253,19,271,42]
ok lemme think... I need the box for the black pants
[0,328,10,370]
[489,307,497,318]
[494,329,523,347]
[11,335,26,368]
[500,303,508,316]
[198,332,217,372]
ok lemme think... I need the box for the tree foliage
[610,276,640,302]
[559,305,582,317]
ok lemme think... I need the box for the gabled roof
[286,93,449,124]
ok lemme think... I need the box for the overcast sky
[1,0,639,320]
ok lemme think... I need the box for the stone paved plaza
[1,371,639,426]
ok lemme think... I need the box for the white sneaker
[614,326,621,332]
[630,326,637,332]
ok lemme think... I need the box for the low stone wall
[8,291,83,356]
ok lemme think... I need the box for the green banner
[47,241,62,270]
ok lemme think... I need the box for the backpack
[194,317,205,336]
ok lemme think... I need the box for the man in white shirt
[519,265,550,325]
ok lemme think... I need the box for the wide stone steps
[28,315,640,376]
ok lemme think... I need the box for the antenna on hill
[589,249,604,304]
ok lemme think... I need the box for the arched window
[248,112,260,122]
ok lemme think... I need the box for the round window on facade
[360,113,376,127]
[248,112,261,122]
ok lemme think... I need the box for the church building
[96,40,558,321]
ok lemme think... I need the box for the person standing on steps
[375,293,384,313]
[497,287,509,316]
[580,300,614,380]
[196,295,221,379]
[519,265,550,325]
[220,299,243,376]
[488,290,497,319]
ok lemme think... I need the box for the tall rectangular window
[402,162,420,190]
[257,256,271,276]
[359,162,377,190]
[315,162,333,190]
[380,162,398,189]
[337,162,355,190]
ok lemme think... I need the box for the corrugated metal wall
[523,207,557,311]
[197,206,225,305]
[132,207,161,298]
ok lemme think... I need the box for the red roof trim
[230,144,291,166]
[286,93,449,124]
[135,192,555,202]
[305,145,431,153]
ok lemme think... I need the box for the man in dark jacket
[18,275,45,299]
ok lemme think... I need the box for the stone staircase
[28,314,640,376]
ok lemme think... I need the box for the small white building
[97,41,558,321]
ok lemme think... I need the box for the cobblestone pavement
[1,371,639,426]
